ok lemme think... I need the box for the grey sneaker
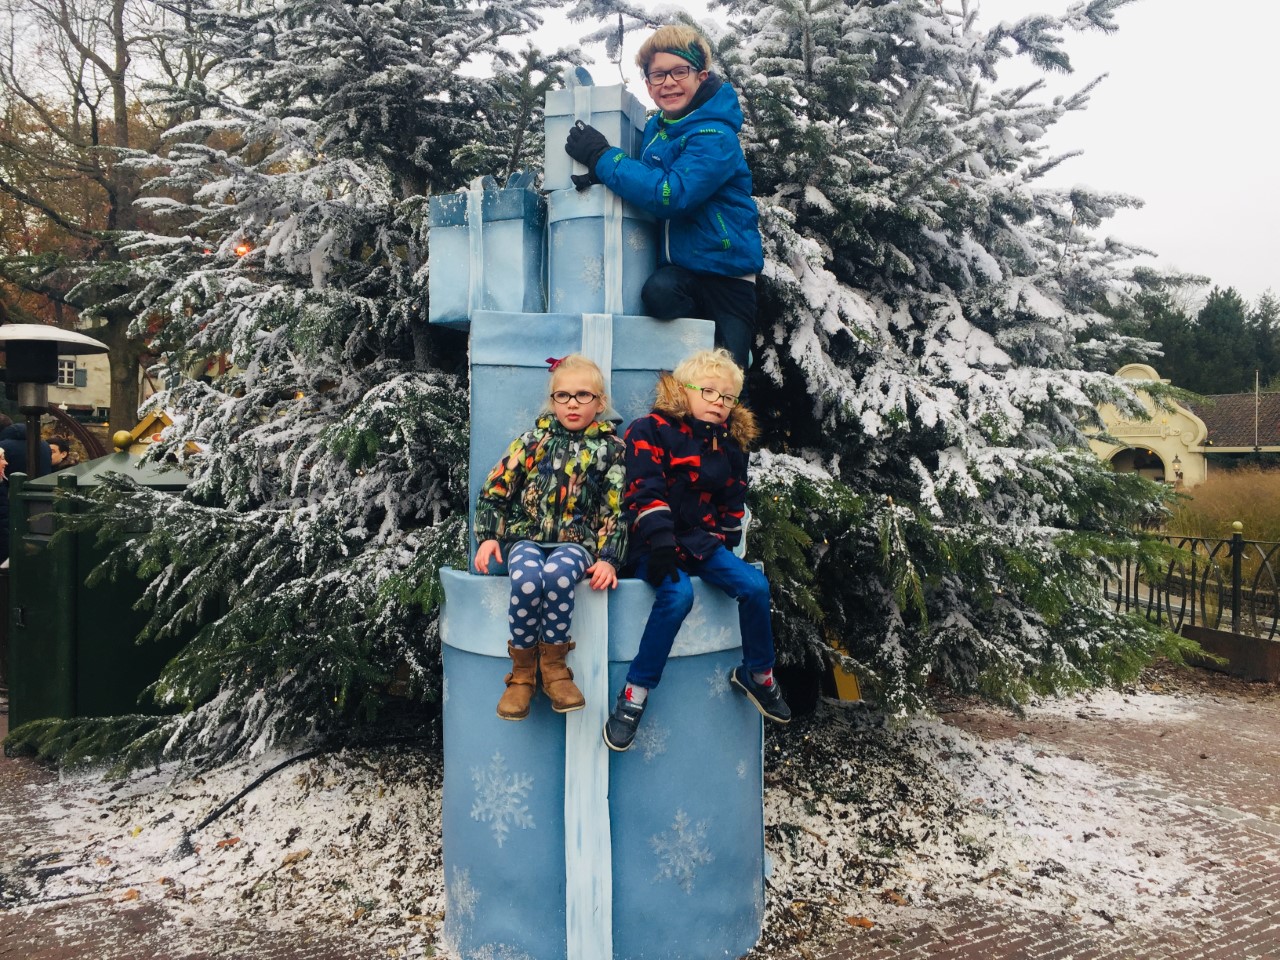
[729,666,791,724]
[603,690,647,752]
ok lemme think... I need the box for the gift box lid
[428,174,546,229]
[469,311,712,372]
[544,83,649,128]
[546,184,654,225]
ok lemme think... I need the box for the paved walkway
[816,665,1280,960]
[3,664,1278,959]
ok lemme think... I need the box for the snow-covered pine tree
[569,0,1189,711]
[7,0,569,769]
[725,0,1194,709]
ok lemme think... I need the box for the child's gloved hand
[565,121,611,170]
[644,546,679,587]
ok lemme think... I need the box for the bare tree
[0,0,210,430]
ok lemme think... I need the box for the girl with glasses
[564,25,764,395]
[473,354,627,720]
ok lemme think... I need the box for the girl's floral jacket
[474,416,627,565]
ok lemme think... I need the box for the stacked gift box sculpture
[429,74,766,960]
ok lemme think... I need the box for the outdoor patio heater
[0,324,109,477]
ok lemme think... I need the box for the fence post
[1231,521,1244,634]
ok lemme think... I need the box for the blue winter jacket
[594,76,764,279]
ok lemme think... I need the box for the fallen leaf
[880,890,908,905]
[95,856,112,867]
[845,916,875,929]
[122,889,140,901]
[130,826,143,838]
[281,848,312,867]
[216,837,241,849]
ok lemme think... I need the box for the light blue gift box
[439,568,766,960]
[466,310,714,572]
[544,82,649,193]
[547,186,657,317]
[428,177,547,327]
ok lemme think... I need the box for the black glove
[571,171,601,192]
[644,546,680,587]
[565,121,611,170]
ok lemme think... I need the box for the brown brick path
[4,665,1279,960]
[0,705,393,960]
[817,667,1280,960]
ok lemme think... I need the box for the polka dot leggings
[506,540,592,649]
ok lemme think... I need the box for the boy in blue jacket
[565,25,764,385]
[602,349,789,752]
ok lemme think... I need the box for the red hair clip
[546,356,565,371]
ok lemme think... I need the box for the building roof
[1184,394,1280,448]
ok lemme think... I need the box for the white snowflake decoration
[470,944,534,960]
[581,256,604,294]
[442,675,450,707]
[510,405,535,431]
[482,582,508,620]
[620,387,654,420]
[705,669,730,701]
[626,224,649,252]
[470,751,535,847]
[633,719,669,762]
[448,866,479,922]
[650,808,714,894]
[736,759,748,780]
[678,602,735,655]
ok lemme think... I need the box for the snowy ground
[0,685,1225,959]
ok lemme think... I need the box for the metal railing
[1103,527,1280,640]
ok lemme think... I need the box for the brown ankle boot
[538,641,585,713]
[497,643,539,720]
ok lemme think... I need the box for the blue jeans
[626,546,775,689]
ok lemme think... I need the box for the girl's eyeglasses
[551,390,600,405]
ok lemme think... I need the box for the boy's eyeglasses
[644,65,696,85]
[684,383,739,407]
[551,390,600,405]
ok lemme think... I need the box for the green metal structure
[6,454,191,730]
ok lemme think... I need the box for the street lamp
[0,324,109,478]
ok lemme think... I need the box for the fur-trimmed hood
[652,372,759,450]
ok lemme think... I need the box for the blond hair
[543,354,608,412]
[635,25,713,74]
[671,348,743,397]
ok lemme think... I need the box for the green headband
[666,45,706,71]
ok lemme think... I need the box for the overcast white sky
[548,0,1278,306]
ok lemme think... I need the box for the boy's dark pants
[625,547,776,690]
[642,265,757,381]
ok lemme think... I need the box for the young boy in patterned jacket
[474,355,627,720]
[564,25,764,387]
[603,349,789,752]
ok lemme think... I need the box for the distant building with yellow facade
[1093,364,1280,487]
